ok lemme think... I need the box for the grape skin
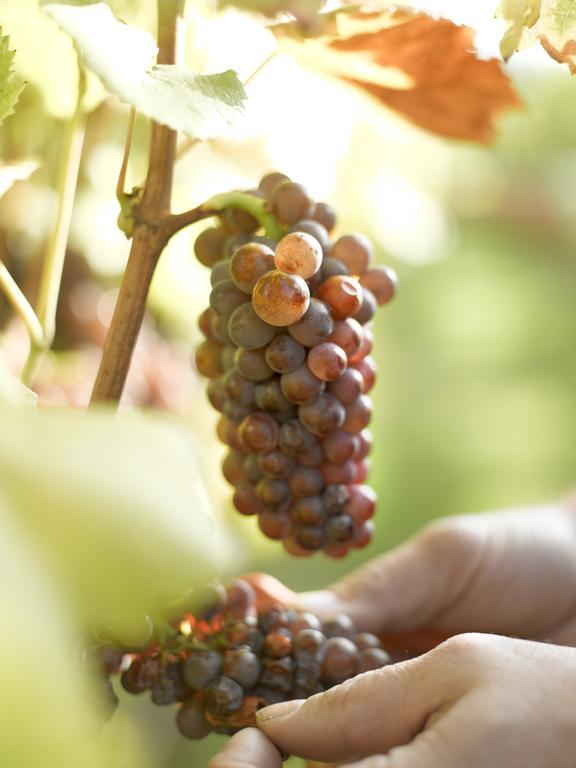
[253,270,311,327]
[274,232,323,279]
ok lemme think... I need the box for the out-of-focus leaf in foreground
[0,513,105,768]
[0,402,223,629]
[275,9,522,142]
[42,2,247,138]
[0,158,39,198]
[0,28,25,126]
[218,0,324,23]
[498,0,576,73]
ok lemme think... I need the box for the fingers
[339,728,460,768]
[257,655,447,763]
[295,520,485,635]
[208,728,283,768]
[241,573,297,609]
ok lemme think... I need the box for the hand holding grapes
[211,635,576,768]
[209,495,576,766]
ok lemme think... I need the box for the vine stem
[0,261,44,348]
[90,0,185,405]
[22,51,87,386]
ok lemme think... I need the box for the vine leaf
[0,403,225,624]
[218,0,323,23]
[0,28,25,127]
[0,158,39,198]
[497,0,576,73]
[275,9,522,142]
[42,2,247,138]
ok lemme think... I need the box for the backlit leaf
[42,2,246,138]
[275,9,522,143]
[0,28,25,126]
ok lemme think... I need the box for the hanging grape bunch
[194,172,397,557]
[92,579,392,740]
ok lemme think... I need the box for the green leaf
[0,158,39,198]
[0,403,227,628]
[496,0,576,73]
[42,2,247,138]
[218,0,323,23]
[0,511,110,768]
[0,28,25,126]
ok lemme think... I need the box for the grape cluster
[194,172,397,556]
[91,579,392,740]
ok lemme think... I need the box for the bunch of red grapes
[92,579,392,740]
[194,173,397,557]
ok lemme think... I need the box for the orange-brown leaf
[277,9,522,143]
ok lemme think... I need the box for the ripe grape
[183,651,222,690]
[194,227,228,267]
[195,340,223,379]
[295,525,324,550]
[289,466,324,497]
[228,303,276,350]
[177,701,213,740]
[233,484,262,516]
[270,182,315,225]
[230,243,276,294]
[320,637,358,684]
[317,276,363,320]
[326,514,355,542]
[352,286,377,325]
[223,207,259,234]
[292,496,326,526]
[298,393,345,436]
[327,319,363,360]
[327,367,364,405]
[288,220,331,253]
[235,347,273,382]
[223,648,261,688]
[358,648,391,673]
[253,270,310,326]
[210,281,246,318]
[322,430,359,464]
[306,342,347,381]
[331,234,372,275]
[288,298,333,347]
[254,379,294,413]
[223,369,255,406]
[258,450,296,479]
[312,201,336,232]
[259,171,291,198]
[256,477,290,506]
[359,267,398,305]
[204,676,244,718]
[278,418,317,456]
[354,356,376,392]
[319,257,349,282]
[342,395,372,433]
[258,510,293,540]
[345,484,376,524]
[265,335,306,374]
[323,484,350,514]
[239,412,279,453]
[222,450,246,486]
[274,232,322,279]
[322,460,356,485]
[281,364,325,404]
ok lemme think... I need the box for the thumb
[256,654,447,764]
[295,523,478,638]
[207,728,282,768]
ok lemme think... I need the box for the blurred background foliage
[0,0,575,765]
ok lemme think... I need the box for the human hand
[210,634,576,767]
[283,500,576,649]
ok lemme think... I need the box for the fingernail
[256,699,304,723]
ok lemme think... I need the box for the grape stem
[20,48,87,386]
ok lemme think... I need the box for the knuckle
[418,517,482,562]
[433,632,489,662]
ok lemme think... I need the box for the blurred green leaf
[0,511,105,768]
[0,157,39,197]
[0,360,38,405]
[42,2,247,138]
[218,0,323,23]
[0,28,25,126]
[0,403,225,628]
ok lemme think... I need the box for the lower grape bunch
[90,579,392,740]
[194,172,397,557]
